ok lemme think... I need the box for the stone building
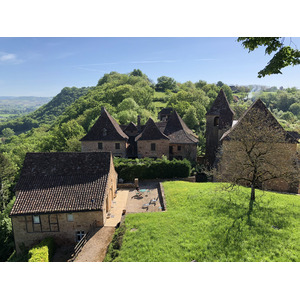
[205,89,234,167]
[207,94,299,193]
[10,152,117,253]
[81,107,129,157]
[81,107,198,161]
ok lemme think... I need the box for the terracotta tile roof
[135,118,169,141]
[163,110,198,144]
[80,107,128,141]
[10,152,113,216]
[220,99,298,143]
[206,89,234,130]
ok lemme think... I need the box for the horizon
[0,37,300,97]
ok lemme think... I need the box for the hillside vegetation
[105,182,300,262]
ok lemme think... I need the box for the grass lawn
[105,182,300,262]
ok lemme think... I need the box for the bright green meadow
[105,182,300,262]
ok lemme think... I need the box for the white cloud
[0,52,23,64]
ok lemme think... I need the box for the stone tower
[205,89,234,167]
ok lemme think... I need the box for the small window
[151,143,156,151]
[98,142,103,150]
[67,213,74,222]
[177,146,181,151]
[115,143,120,150]
[102,128,107,136]
[33,215,40,224]
[76,231,85,242]
[214,117,219,126]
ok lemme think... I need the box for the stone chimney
[137,115,141,132]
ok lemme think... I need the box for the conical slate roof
[135,118,169,141]
[80,107,128,141]
[206,89,234,129]
[221,99,298,143]
[163,110,198,144]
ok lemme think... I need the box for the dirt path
[74,227,115,262]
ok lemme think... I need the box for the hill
[0,87,91,135]
[105,182,300,262]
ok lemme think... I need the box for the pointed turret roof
[80,107,128,141]
[206,89,234,116]
[221,99,298,143]
[135,118,169,141]
[163,110,198,144]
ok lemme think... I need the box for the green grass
[105,182,300,262]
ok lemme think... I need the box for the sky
[1,37,300,97]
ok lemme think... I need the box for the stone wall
[170,143,197,161]
[12,210,104,253]
[81,140,127,157]
[137,139,169,159]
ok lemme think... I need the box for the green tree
[237,37,300,77]
[1,128,15,138]
[183,106,199,129]
[155,76,177,92]
[289,102,300,116]
[117,98,139,112]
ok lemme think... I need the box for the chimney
[137,115,141,132]
[101,107,105,114]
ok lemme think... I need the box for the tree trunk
[247,184,255,225]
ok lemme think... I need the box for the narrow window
[151,143,156,151]
[98,142,103,150]
[115,143,120,150]
[33,215,40,224]
[67,213,74,222]
[76,231,85,242]
[214,117,219,126]
[177,146,181,151]
[102,128,107,136]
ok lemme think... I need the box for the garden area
[105,182,300,262]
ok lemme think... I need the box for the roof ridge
[135,117,169,141]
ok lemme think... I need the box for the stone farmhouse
[80,107,198,161]
[205,89,299,193]
[10,152,117,253]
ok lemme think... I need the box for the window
[98,142,103,150]
[102,128,107,136]
[214,117,219,126]
[151,143,156,151]
[67,213,74,222]
[115,143,120,150]
[33,215,40,224]
[177,146,181,151]
[76,231,85,242]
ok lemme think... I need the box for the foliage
[0,198,15,261]
[238,37,300,77]
[27,237,55,262]
[114,157,192,182]
[105,182,300,262]
[155,76,177,92]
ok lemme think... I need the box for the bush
[114,157,191,182]
[28,237,55,262]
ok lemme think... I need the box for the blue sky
[0,37,300,97]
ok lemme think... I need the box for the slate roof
[124,122,138,132]
[206,89,234,129]
[135,118,169,141]
[10,152,113,216]
[163,110,198,144]
[221,99,298,143]
[80,107,128,141]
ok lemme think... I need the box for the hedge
[114,157,192,182]
[28,237,55,262]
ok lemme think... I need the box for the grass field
[105,182,300,262]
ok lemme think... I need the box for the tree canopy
[238,37,300,77]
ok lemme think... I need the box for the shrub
[114,157,191,181]
[28,237,55,262]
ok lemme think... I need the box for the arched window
[214,117,219,127]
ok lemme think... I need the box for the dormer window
[102,128,107,136]
[214,117,219,127]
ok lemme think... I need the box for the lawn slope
[105,182,300,262]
